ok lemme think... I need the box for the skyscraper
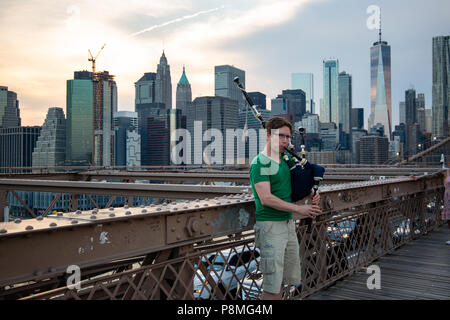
[66,71,93,165]
[114,111,140,167]
[176,66,192,115]
[291,73,314,113]
[399,102,406,124]
[351,108,364,130]
[432,35,450,139]
[338,72,352,134]
[0,126,41,172]
[155,51,172,109]
[405,89,417,125]
[322,59,339,124]
[247,92,266,110]
[0,87,21,128]
[186,96,239,165]
[214,65,246,112]
[93,71,117,167]
[359,135,389,164]
[135,72,156,105]
[273,89,306,123]
[370,25,392,140]
[32,107,66,168]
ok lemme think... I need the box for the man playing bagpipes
[249,116,322,300]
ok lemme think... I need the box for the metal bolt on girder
[141,209,147,213]
[37,216,43,221]
[109,207,114,211]
[90,215,97,220]
[14,219,21,224]
[26,226,33,230]
[125,211,132,215]
[0,229,7,234]
[49,223,57,227]
[71,220,78,224]
[109,213,115,218]
[76,210,82,215]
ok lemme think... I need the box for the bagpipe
[234,77,325,227]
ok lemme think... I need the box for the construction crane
[88,43,106,74]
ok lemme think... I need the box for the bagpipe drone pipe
[233,77,325,229]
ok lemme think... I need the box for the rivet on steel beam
[0,229,7,234]
[171,227,176,232]
[124,205,129,209]
[37,216,43,221]
[156,208,162,211]
[140,205,145,208]
[72,220,78,224]
[200,214,205,219]
[14,219,21,224]
[183,206,188,209]
[57,212,63,216]
[172,207,178,211]
[109,207,114,211]
[76,210,82,215]
[150,204,155,207]
[26,226,33,231]
[92,208,99,214]
[195,205,200,208]
[49,223,57,227]
[203,204,209,207]
[90,215,97,220]
[109,213,115,218]
[195,199,199,202]
[177,217,181,223]
[125,211,132,215]
[141,209,147,213]
[176,235,181,240]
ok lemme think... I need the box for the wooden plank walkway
[307,225,450,300]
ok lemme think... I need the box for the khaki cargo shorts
[254,220,301,294]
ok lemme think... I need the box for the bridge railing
[0,173,445,300]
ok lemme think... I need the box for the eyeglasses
[273,133,291,141]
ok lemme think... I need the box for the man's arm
[254,181,321,219]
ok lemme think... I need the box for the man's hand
[293,204,322,220]
[310,189,320,205]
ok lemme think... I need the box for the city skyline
[0,0,449,130]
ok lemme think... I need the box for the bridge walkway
[307,225,450,300]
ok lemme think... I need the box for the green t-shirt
[249,153,292,221]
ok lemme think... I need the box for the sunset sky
[0,0,449,128]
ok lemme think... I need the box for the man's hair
[265,116,293,134]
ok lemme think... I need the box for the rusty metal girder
[0,194,256,287]
[0,179,252,199]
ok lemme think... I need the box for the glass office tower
[370,32,391,140]
[322,59,339,124]
[66,71,93,165]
